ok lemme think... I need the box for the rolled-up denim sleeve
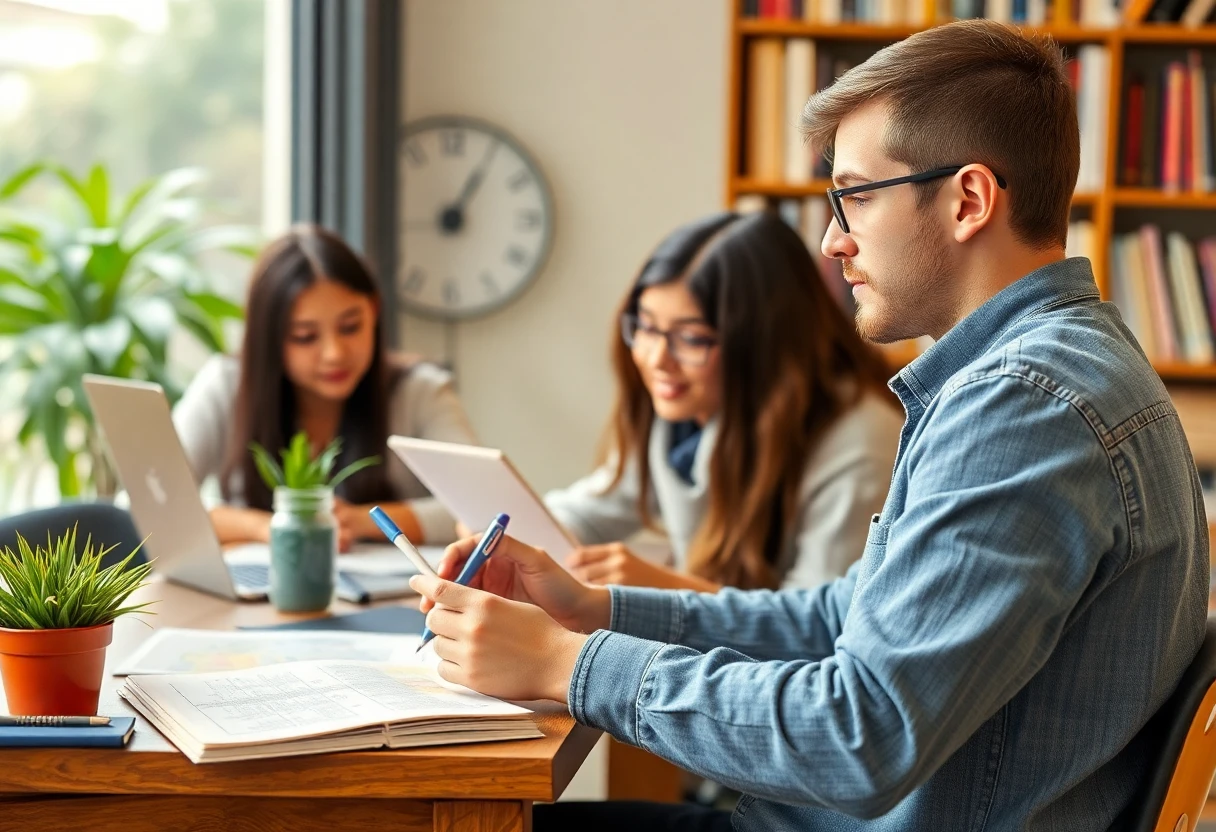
[567,374,1120,816]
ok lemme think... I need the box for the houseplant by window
[0,163,256,499]
[0,527,153,715]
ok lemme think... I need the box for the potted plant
[249,432,379,613]
[0,527,153,716]
[0,163,257,498]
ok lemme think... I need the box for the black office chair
[0,501,149,571]
[1115,616,1216,832]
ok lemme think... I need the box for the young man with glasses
[410,19,1208,831]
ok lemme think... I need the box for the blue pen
[368,506,439,578]
[416,512,510,654]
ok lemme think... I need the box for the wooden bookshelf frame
[726,8,1216,382]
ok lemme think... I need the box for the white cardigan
[544,394,903,589]
[171,354,478,545]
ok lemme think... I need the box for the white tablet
[387,436,579,560]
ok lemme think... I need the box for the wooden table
[0,579,600,831]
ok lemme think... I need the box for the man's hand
[566,543,719,591]
[411,576,587,703]
[420,534,611,634]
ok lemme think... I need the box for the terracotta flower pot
[0,622,113,716]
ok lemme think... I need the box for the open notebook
[118,660,542,763]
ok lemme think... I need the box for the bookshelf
[726,6,1216,382]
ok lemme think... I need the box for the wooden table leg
[607,738,685,803]
[434,799,532,832]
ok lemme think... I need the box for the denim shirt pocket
[855,513,891,590]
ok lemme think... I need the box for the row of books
[742,0,930,24]
[742,0,1215,23]
[743,38,1109,191]
[1110,226,1216,363]
[1120,52,1216,191]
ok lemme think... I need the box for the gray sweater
[171,354,479,544]
[544,394,902,589]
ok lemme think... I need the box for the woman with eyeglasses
[543,211,904,591]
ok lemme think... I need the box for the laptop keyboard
[229,564,270,591]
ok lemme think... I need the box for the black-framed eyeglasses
[620,313,719,367]
[826,165,1008,234]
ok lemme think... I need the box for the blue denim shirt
[567,258,1209,830]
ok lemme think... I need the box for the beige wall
[400,0,729,493]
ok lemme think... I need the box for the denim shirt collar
[892,257,1100,411]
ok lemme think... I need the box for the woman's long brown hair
[604,211,895,589]
[222,224,395,511]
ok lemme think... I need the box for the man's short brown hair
[801,20,1079,249]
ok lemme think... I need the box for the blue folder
[239,605,426,634]
[0,716,136,749]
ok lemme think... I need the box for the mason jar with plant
[0,162,257,500]
[0,528,153,716]
[250,432,379,613]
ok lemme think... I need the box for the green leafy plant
[0,527,154,630]
[249,431,381,491]
[0,162,259,497]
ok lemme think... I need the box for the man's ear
[951,165,1001,244]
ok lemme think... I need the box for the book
[783,38,815,184]
[746,38,785,181]
[0,717,135,749]
[119,660,543,764]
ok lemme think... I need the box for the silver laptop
[82,374,411,603]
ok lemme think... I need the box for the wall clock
[398,116,555,320]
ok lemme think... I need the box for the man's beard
[850,221,954,343]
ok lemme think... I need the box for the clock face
[398,116,554,320]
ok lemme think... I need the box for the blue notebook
[0,716,136,748]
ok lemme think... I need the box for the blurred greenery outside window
[0,0,290,511]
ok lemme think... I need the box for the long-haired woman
[173,223,477,550]
[545,211,902,590]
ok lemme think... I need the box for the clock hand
[452,140,500,211]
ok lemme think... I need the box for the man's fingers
[425,606,462,639]
[410,574,476,609]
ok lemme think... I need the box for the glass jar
[268,486,337,613]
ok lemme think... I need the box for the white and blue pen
[369,506,439,578]
[415,512,510,654]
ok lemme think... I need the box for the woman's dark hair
[222,223,395,511]
[604,211,896,589]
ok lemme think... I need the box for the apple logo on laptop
[145,469,168,505]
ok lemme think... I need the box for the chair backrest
[1120,616,1216,832]
[0,502,149,571]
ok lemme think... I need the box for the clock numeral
[480,272,500,297]
[507,170,532,192]
[401,268,426,296]
[442,279,461,307]
[440,129,465,156]
[505,246,529,269]
[404,140,427,167]
[516,209,542,231]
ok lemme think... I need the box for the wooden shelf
[1153,361,1216,381]
[1119,24,1216,44]
[1114,189,1216,209]
[736,20,922,39]
[735,19,1216,45]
